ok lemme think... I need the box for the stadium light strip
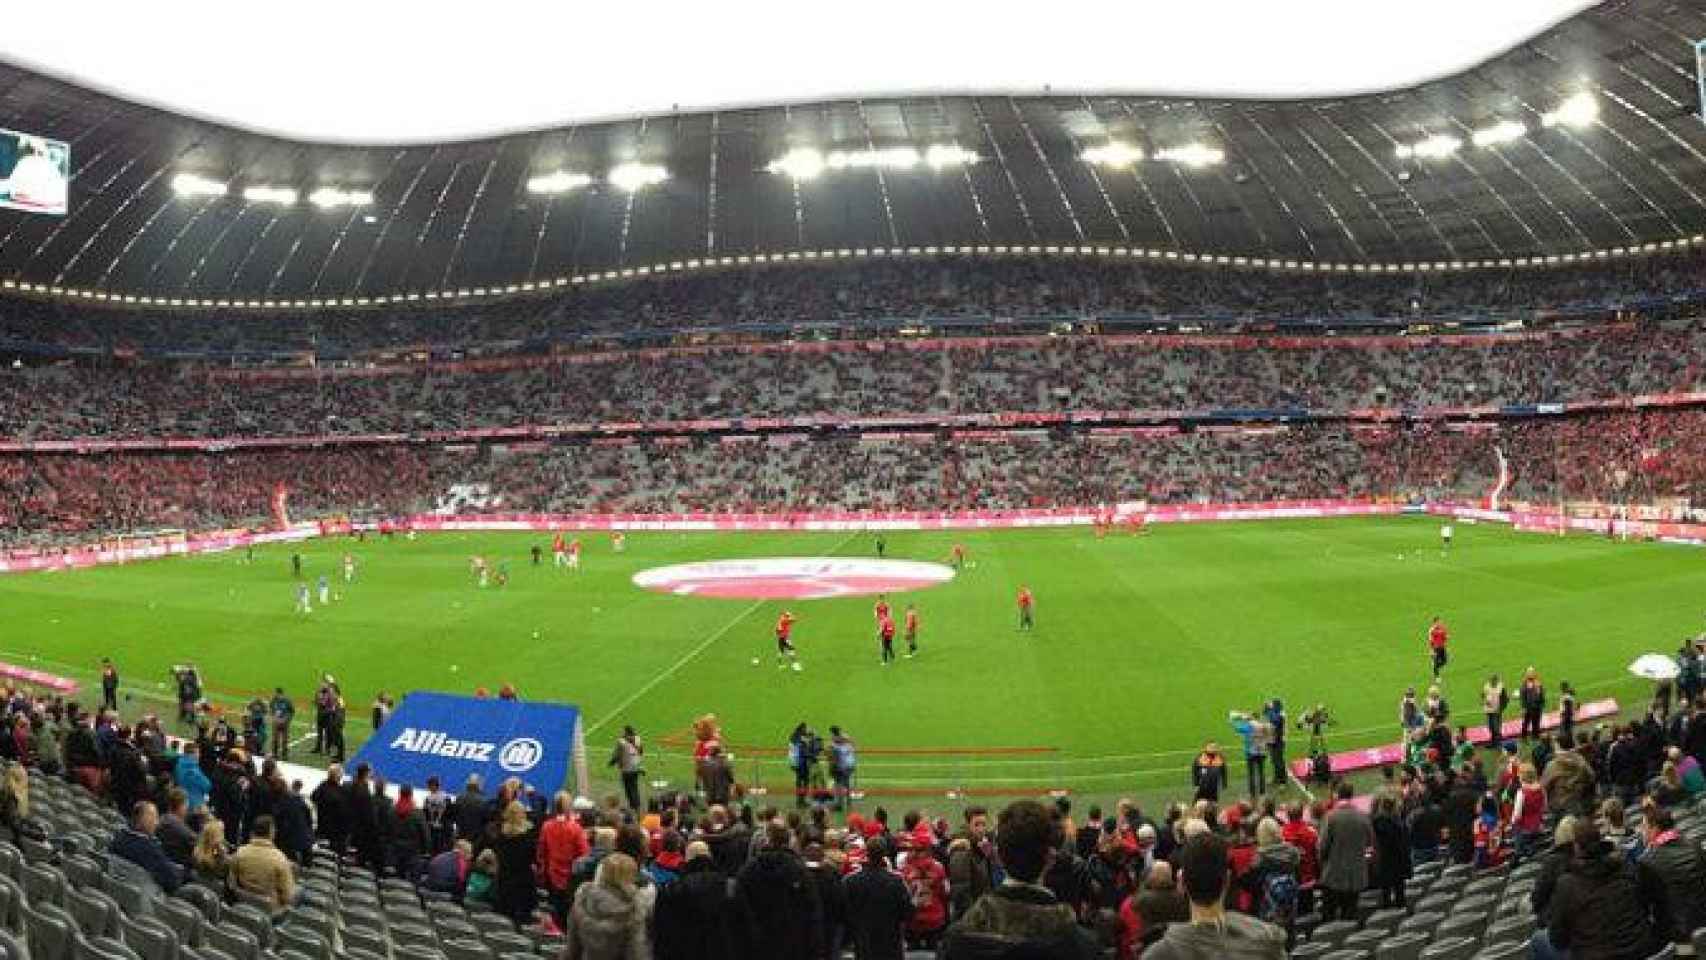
[242,185,299,204]
[6,230,1706,312]
[766,145,978,180]
[171,173,229,198]
[527,170,593,194]
[608,162,668,192]
[308,187,374,208]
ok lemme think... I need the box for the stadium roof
[2,1,1596,144]
[1,0,1705,305]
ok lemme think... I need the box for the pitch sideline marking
[584,598,768,738]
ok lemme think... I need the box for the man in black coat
[842,838,913,960]
[1533,823,1662,960]
[1443,773,1478,865]
[310,764,350,857]
[275,779,315,865]
[1636,807,1706,950]
[109,801,185,893]
[653,842,735,960]
[451,776,487,845]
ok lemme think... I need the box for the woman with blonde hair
[1650,760,1688,807]
[0,764,28,842]
[491,801,538,925]
[564,852,647,960]
[192,819,230,887]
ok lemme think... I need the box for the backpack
[1258,871,1299,924]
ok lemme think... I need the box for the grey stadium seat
[1397,911,1444,936]
[1417,936,1477,960]
[1289,943,1334,960]
[21,867,64,910]
[150,901,199,950]
[1311,920,1359,948]
[272,928,328,960]
[198,926,256,960]
[24,905,75,960]
[117,915,178,960]
[1472,941,1530,960]
[75,937,139,960]
[1373,931,1431,960]
[62,889,119,942]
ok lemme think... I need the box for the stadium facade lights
[1155,143,1225,167]
[526,170,593,194]
[607,162,668,192]
[1394,134,1462,160]
[766,148,827,181]
[1541,92,1598,128]
[171,173,230,198]
[1470,120,1527,148]
[242,185,298,204]
[1080,141,1146,167]
[827,147,921,170]
[308,187,374,208]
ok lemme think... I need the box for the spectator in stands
[173,740,212,814]
[843,836,913,960]
[491,800,539,926]
[1648,761,1688,807]
[1279,802,1319,885]
[110,800,185,893]
[464,849,497,907]
[0,763,28,845]
[562,851,649,960]
[1144,832,1287,960]
[156,787,196,868]
[1636,806,1706,952]
[538,791,592,926]
[347,762,382,870]
[947,806,995,920]
[192,819,231,887]
[311,765,350,857]
[652,840,735,960]
[731,841,821,959]
[1533,822,1662,960]
[452,774,488,844]
[230,814,296,916]
[1118,860,1188,959]
[1243,817,1300,934]
[275,779,314,865]
[389,783,431,879]
[940,799,1097,960]
[901,841,949,951]
[1368,793,1410,909]
[423,840,472,898]
[1317,782,1372,923]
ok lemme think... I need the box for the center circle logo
[498,737,544,772]
[632,557,956,600]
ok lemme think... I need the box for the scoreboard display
[0,127,69,216]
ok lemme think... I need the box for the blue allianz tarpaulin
[350,692,586,795]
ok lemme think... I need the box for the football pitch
[0,518,1695,803]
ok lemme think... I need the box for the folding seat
[171,886,221,928]
[0,929,28,960]
[59,857,102,893]
[118,914,179,960]
[1364,908,1407,934]
[0,875,23,934]
[24,903,76,960]
[1416,936,1476,960]
[273,926,330,960]
[1482,913,1534,946]
[63,888,120,940]
[339,925,387,958]
[388,922,438,952]
[1340,928,1389,954]
[77,936,140,960]
[0,844,24,883]
[1433,910,1488,943]
[151,899,201,949]
[221,906,272,954]
[1289,944,1335,960]
[1472,942,1529,960]
[199,925,257,960]
[1321,950,1372,960]
[441,937,494,960]
[1396,911,1444,937]
[480,932,532,956]
[23,865,66,909]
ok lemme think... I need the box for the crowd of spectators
[11,408,1706,547]
[5,318,1706,440]
[3,645,1706,959]
[3,251,1705,356]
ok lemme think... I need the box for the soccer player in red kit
[951,544,966,569]
[1017,585,1035,631]
[775,611,801,671]
[904,604,920,658]
[552,533,567,568]
[568,538,582,571]
[873,596,891,638]
[878,614,897,665]
[1428,616,1449,677]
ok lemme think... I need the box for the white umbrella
[1628,653,1681,681]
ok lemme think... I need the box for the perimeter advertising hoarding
[0,128,70,215]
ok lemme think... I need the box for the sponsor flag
[351,692,587,795]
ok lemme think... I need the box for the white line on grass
[585,598,767,738]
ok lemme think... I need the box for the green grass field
[0,518,1694,806]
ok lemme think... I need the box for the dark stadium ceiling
[0,0,1704,305]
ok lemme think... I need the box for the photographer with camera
[172,665,202,727]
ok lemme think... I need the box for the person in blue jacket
[174,741,212,812]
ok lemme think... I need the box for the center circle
[631,557,957,600]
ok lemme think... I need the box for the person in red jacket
[902,844,949,950]
[1427,616,1450,677]
[534,792,589,926]
[1280,802,1320,886]
[1017,585,1035,631]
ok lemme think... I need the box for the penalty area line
[585,598,767,738]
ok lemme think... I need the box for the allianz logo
[389,728,544,772]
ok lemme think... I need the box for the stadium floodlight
[526,170,593,194]
[827,147,921,170]
[1080,141,1145,167]
[1470,120,1527,147]
[171,173,229,198]
[608,162,667,192]
[924,145,977,169]
[1155,143,1224,167]
[1394,135,1462,160]
[308,187,374,208]
[766,148,826,181]
[1541,92,1598,128]
[242,185,298,204]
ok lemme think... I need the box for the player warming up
[1017,585,1035,631]
[950,543,967,570]
[568,537,583,571]
[774,611,802,671]
[612,531,626,554]
[1440,522,1454,554]
[905,603,920,658]
[1428,616,1450,677]
[295,582,311,615]
[342,552,356,583]
[552,533,568,568]
[878,613,897,665]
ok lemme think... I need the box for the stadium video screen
[0,127,70,216]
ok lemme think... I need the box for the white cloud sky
[0,0,1596,144]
